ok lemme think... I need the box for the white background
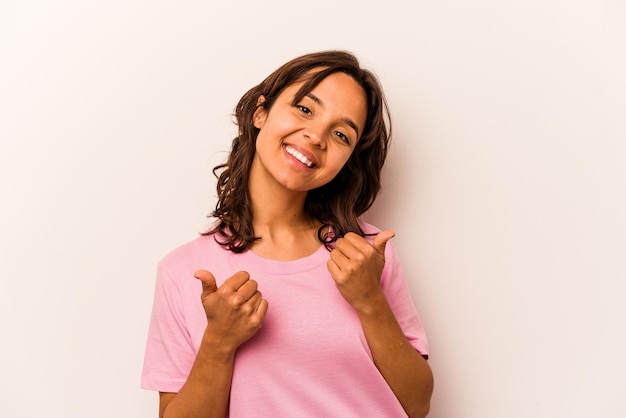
[1,1,625,417]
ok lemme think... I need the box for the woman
[142,50,434,417]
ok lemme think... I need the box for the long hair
[207,50,391,252]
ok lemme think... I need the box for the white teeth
[285,145,314,167]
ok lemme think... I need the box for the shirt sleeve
[141,263,198,392]
[380,240,430,358]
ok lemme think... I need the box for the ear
[253,95,267,129]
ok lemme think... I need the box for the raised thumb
[194,270,217,294]
[373,230,395,255]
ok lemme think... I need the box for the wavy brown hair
[206,50,391,252]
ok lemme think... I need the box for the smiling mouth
[285,145,315,168]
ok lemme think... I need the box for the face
[250,72,368,194]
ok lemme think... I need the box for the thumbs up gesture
[194,270,268,352]
[327,230,395,312]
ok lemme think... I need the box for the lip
[283,143,319,168]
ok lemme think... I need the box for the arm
[328,231,434,418]
[354,290,433,417]
[159,271,268,418]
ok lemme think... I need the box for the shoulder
[357,219,400,261]
[158,233,225,272]
[357,219,382,236]
[357,220,394,249]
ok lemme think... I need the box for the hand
[327,230,395,312]
[194,270,268,353]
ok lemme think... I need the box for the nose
[303,123,326,149]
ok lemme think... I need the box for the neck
[249,184,313,238]
[248,154,314,233]
[249,190,322,259]
[247,159,322,259]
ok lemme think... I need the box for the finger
[249,291,268,311]
[223,271,251,291]
[194,270,217,294]
[329,247,350,271]
[334,234,362,260]
[342,232,385,258]
[372,230,395,255]
[235,279,259,303]
[255,298,269,320]
[244,295,268,327]
[327,258,342,279]
[246,290,262,305]
[239,291,263,315]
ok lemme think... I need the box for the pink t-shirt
[142,222,429,417]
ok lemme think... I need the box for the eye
[334,130,351,145]
[296,104,312,115]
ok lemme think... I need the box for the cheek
[269,110,299,130]
[339,146,356,166]
[328,150,355,176]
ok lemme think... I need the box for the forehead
[289,69,363,98]
[284,72,368,126]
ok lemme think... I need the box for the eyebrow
[306,93,360,139]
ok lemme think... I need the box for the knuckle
[230,295,244,307]
[249,316,262,328]
[334,272,348,283]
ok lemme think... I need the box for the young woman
[142,50,434,417]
